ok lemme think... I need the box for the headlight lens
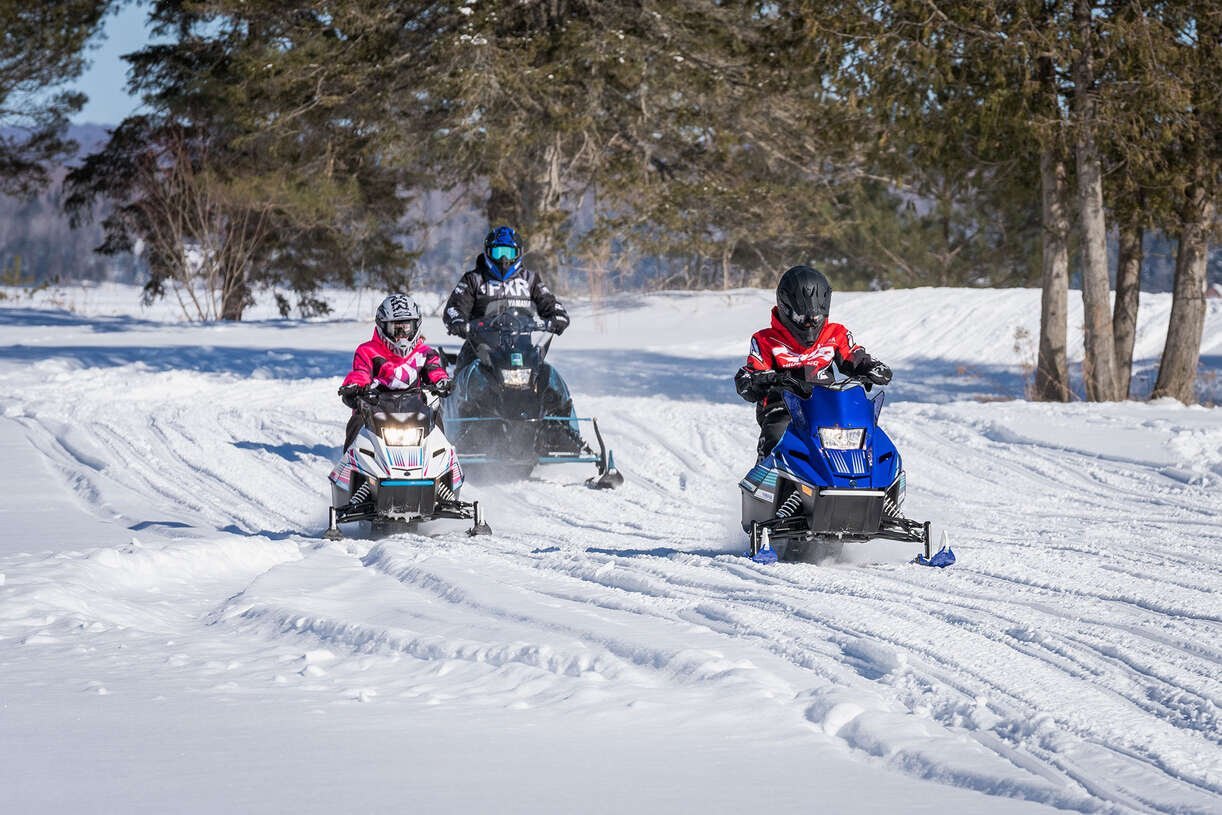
[502,368,531,387]
[818,427,864,449]
[382,425,423,446]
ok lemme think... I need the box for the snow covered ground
[1,284,1219,814]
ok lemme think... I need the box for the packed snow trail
[1,287,1219,814]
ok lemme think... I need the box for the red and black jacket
[735,307,877,410]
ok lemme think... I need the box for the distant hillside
[64,123,114,158]
[0,123,141,284]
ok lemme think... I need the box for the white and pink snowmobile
[325,381,490,539]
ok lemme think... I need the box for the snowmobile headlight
[818,427,864,450]
[501,368,531,388]
[382,425,423,447]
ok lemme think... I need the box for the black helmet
[776,265,831,346]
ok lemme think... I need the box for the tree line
[0,1,1217,402]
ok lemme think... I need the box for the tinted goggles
[784,308,824,328]
[489,245,519,262]
[386,319,418,338]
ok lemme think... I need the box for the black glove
[447,320,468,339]
[865,361,892,386]
[432,377,454,397]
[546,317,568,335]
[751,369,779,389]
[338,383,365,409]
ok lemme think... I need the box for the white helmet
[375,294,421,355]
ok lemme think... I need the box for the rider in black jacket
[443,226,576,424]
[443,226,569,369]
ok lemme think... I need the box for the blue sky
[71,3,156,124]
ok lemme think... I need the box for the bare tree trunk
[1073,0,1119,401]
[220,261,250,321]
[1036,45,1075,405]
[1152,187,1214,403]
[721,239,736,291]
[1035,55,1072,403]
[1112,211,1142,398]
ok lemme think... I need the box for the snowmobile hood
[770,384,899,490]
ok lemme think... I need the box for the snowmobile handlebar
[771,370,880,398]
[470,313,553,335]
[356,381,449,405]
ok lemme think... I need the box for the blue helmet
[483,225,523,280]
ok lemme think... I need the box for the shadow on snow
[0,343,350,380]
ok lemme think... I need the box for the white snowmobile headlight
[501,368,531,388]
[818,427,864,449]
[382,425,423,447]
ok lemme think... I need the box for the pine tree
[1152,1,1219,403]
[66,2,415,320]
[0,1,112,195]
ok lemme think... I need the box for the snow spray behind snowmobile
[326,382,490,539]
[740,372,932,564]
[444,306,622,488]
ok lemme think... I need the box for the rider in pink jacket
[338,295,453,448]
[342,332,449,391]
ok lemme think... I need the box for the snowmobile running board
[448,415,621,484]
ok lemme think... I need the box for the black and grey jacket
[443,255,569,332]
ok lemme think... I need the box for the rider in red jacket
[735,266,892,459]
[338,294,452,449]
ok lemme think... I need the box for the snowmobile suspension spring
[776,491,803,519]
[350,482,373,506]
[436,482,457,503]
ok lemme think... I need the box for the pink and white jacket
[342,332,449,391]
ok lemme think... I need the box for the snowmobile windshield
[469,308,547,371]
[471,308,542,341]
[364,390,434,435]
[782,380,875,440]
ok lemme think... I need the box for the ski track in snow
[1,288,1220,814]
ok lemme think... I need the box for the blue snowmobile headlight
[818,427,865,450]
[382,425,424,446]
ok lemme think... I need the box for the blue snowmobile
[740,371,935,564]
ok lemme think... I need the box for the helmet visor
[783,307,824,329]
[385,319,419,341]
[489,245,519,262]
